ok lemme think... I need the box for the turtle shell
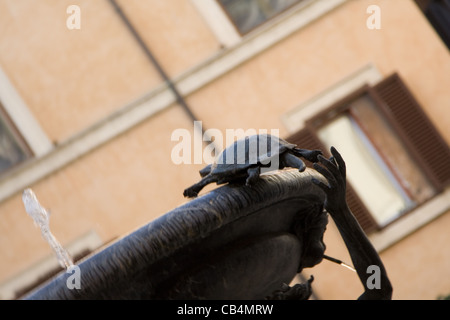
[210,134,296,174]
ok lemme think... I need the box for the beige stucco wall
[0,0,448,299]
[381,211,450,299]
[0,0,218,142]
[116,0,220,76]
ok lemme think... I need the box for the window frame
[216,0,305,36]
[190,0,346,49]
[0,67,53,161]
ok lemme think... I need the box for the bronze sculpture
[24,136,392,300]
[183,134,322,198]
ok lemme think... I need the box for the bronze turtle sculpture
[183,134,322,198]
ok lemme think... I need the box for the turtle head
[199,164,212,177]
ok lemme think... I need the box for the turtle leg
[246,166,260,186]
[291,148,322,163]
[282,153,307,172]
[183,175,218,198]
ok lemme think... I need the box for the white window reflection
[318,115,414,226]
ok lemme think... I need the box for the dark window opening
[217,0,303,35]
[0,103,33,175]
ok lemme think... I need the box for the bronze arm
[312,147,392,300]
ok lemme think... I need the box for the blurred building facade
[0,0,449,299]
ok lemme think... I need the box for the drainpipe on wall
[108,0,214,148]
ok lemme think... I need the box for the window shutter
[372,73,450,191]
[287,127,378,234]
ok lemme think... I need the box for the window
[288,73,450,233]
[217,0,303,34]
[0,103,32,175]
[316,93,435,226]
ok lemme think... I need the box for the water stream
[22,188,74,270]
